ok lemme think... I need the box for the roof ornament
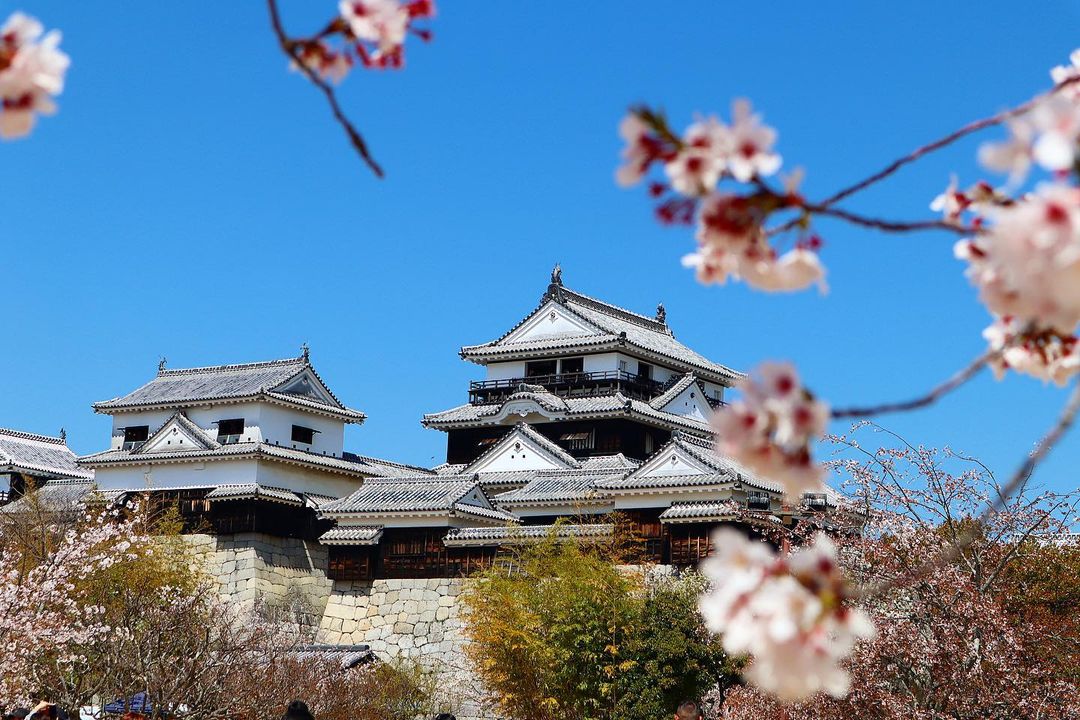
[546,263,565,302]
[157,356,167,374]
[59,427,66,442]
[655,302,667,324]
[301,342,310,362]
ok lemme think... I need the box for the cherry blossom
[1030,94,1080,172]
[955,183,1080,334]
[712,361,829,496]
[1050,48,1080,99]
[293,41,353,84]
[665,116,728,196]
[615,113,668,187]
[699,529,874,702]
[338,0,434,69]
[983,316,1080,386]
[726,98,782,182]
[0,12,69,139]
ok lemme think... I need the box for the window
[747,490,771,511]
[122,425,149,451]
[216,418,244,445]
[637,362,653,380]
[804,492,828,509]
[559,357,584,375]
[560,430,594,451]
[291,425,316,444]
[525,359,557,378]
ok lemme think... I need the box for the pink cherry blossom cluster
[0,12,69,140]
[712,361,829,497]
[293,0,434,82]
[0,504,147,704]
[616,102,826,293]
[983,315,1079,386]
[699,528,875,702]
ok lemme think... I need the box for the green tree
[462,533,737,720]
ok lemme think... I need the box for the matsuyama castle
[1,268,839,579]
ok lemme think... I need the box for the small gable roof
[463,423,580,474]
[93,352,365,422]
[0,428,93,481]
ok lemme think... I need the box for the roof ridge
[0,427,67,445]
[158,355,305,377]
[561,287,671,334]
[347,453,434,474]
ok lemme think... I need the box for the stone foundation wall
[185,534,494,718]
[184,533,335,618]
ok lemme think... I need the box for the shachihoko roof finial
[158,356,167,374]
[546,263,565,301]
[656,302,667,324]
[59,427,66,442]
[301,342,311,362]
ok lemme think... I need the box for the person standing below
[674,699,704,720]
[280,700,315,720]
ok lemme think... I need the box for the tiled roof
[443,523,614,547]
[474,469,541,488]
[0,480,98,513]
[494,470,622,506]
[433,463,468,475]
[659,500,742,522]
[343,453,434,478]
[422,392,711,434]
[648,373,701,410]
[451,503,520,524]
[464,423,580,472]
[581,454,639,470]
[79,442,377,478]
[320,477,477,514]
[92,354,365,422]
[205,484,304,506]
[0,428,93,480]
[460,283,741,384]
[318,526,384,545]
[291,644,374,669]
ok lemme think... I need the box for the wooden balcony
[468,370,665,404]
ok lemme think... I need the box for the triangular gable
[653,379,713,422]
[629,438,719,480]
[466,425,578,475]
[500,300,605,344]
[454,484,495,510]
[273,368,340,407]
[139,413,219,454]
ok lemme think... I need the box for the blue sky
[3,1,1079,493]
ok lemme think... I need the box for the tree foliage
[462,534,737,720]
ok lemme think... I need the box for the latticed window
[747,490,771,510]
[122,425,149,451]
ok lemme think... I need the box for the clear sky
[4,1,1079,493]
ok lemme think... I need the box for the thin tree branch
[819,74,1080,209]
[832,349,997,419]
[806,205,971,235]
[266,0,384,177]
[855,379,1080,599]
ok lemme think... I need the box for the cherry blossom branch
[831,349,998,419]
[803,205,971,235]
[854,378,1080,599]
[818,74,1080,209]
[266,0,384,177]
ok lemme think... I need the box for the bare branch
[856,378,1080,599]
[832,349,997,419]
[266,0,384,177]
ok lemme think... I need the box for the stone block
[435,607,449,622]
[393,622,414,634]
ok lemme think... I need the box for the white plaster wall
[485,361,526,381]
[255,462,364,498]
[109,404,265,448]
[257,404,345,457]
[93,458,259,490]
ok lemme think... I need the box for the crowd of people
[1,697,705,719]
